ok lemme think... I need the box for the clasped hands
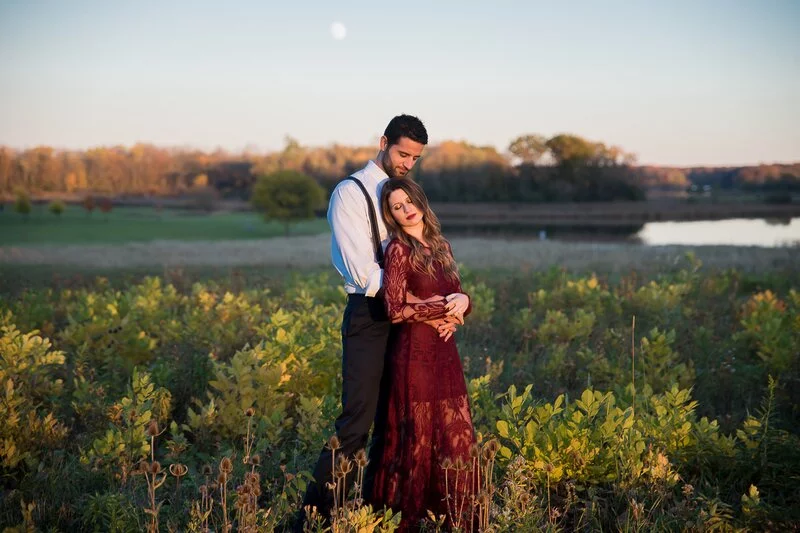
[408,292,470,342]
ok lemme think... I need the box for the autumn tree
[417,140,512,201]
[0,147,14,195]
[508,134,548,164]
[192,173,209,188]
[545,134,597,164]
[62,152,88,193]
[251,170,325,235]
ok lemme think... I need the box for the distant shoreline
[4,194,799,226]
[432,200,800,227]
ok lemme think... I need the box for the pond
[637,217,800,247]
[445,218,800,247]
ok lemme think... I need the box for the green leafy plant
[83,369,171,484]
[48,200,65,216]
[0,317,68,470]
[13,190,32,217]
[250,170,326,235]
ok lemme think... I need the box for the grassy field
[0,204,329,245]
[5,201,799,247]
[1,260,799,531]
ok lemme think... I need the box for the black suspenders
[343,176,385,269]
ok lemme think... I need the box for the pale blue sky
[1,0,798,166]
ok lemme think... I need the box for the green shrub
[250,170,325,235]
[13,191,31,216]
[48,200,65,216]
[0,316,68,470]
[0,267,798,530]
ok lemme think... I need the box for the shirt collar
[363,159,389,186]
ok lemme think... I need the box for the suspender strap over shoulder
[343,176,385,269]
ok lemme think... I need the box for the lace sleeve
[383,240,449,324]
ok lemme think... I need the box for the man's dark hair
[384,114,428,146]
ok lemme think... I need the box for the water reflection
[445,218,800,247]
[447,223,644,242]
[637,218,800,247]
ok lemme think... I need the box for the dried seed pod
[485,439,501,457]
[469,443,481,459]
[354,449,369,468]
[146,419,160,437]
[169,463,188,477]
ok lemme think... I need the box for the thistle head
[484,439,501,458]
[469,443,481,459]
[335,455,353,477]
[354,449,369,468]
[169,463,188,478]
[477,492,491,507]
[146,419,160,438]
[246,472,260,487]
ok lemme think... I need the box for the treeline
[1,135,798,203]
[684,164,800,191]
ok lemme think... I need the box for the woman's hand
[437,319,457,342]
[445,293,469,317]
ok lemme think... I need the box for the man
[298,114,458,525]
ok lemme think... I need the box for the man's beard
[382,151,407,179]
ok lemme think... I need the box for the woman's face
[387,189,423,229]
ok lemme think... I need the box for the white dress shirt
[328,160,390,296]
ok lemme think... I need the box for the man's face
[380,136,425,179]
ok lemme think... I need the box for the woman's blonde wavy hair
[380,179,459,282]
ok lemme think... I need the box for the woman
[371,178,476,531]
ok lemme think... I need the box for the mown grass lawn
[0,204,328,245]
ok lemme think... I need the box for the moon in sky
[330,22,347,40]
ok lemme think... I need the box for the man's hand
[445,293,469,317]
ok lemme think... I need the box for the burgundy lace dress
[371,239,476,531]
